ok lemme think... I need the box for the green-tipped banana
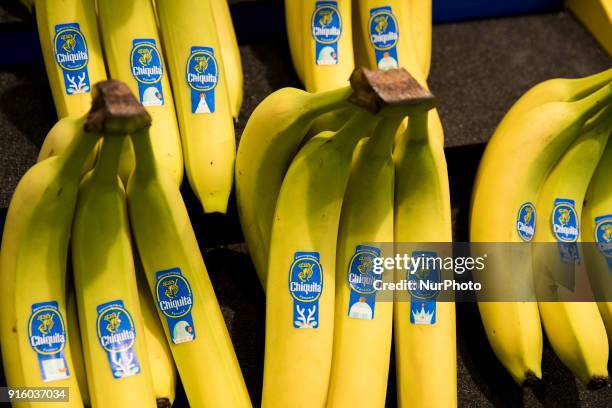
[470,83,612,385]
[236,86,352,288]
[327,118,399,407]
[72,136,157,406]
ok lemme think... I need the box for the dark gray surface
[0,2,611,407]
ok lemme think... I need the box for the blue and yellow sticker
[288,252,323,328]
[130,39,164,106]
[407,251,440,325]
[186,46,218,114]
[96,300,140,379]
[28,301,69,382]
[311,1,342,65]
[516,202,536,242]
[552,198,580,263]
[368,6,400,70]
[347,245,380,320]
[595,214,612,271]
[53,23,90,95]
[156,267,195,344]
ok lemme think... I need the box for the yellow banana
[34,0,106,119]
[210,0,243,120]
[72,136,157,407]
[38,115,97,172]
[393,111,456,407]
[407,0,432,79]
[567,0,612,56]
[532,108,611,389]
[0,116,100,408]
[303,0,355,92]
[236,86,352,288]
[97,0,184,186]
[470,83,612,384]
[155,0,235,214]
[263,110,379,407]
[327,118,400,407]
[127,126,251,407]
[285,0,305,82]
[583,139,612,345]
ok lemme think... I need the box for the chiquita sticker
[552,198,580,264]
[407,251,440,325]
[310,1,342,65]
[288,252,323,328]
[368,6,400,70]
[130,39,164,106]
[594,214,612,271]
[96,300,140,379]
[28,301,70,382]
[186,46,218,114]
[347,245,380,320]
[516,202,536,241]
[156,268,195,344]
[53,23,90,95]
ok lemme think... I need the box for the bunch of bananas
[0,81,250,407]
[471,68,612,388]
[236,64,456,407]
[32,0,243,214]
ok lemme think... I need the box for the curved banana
[34,0,106,120]
[303,0,355,92]
[532,108,611,389]
[0,118,100,407]
[285,0,304,83]
[583,140,612,345]
[97,0,184,186]
[38,115,97,173]
[407,0,432,79]
[135,261,177,407]
[327,118,400,407]
[72,136,157,407]
[263,110,379,407]
[393,111,456,407]
[155,0,235,214]
[210,0,243,120]
[235,86,352,288]
[470,84,612,384]
[127,127,251,407]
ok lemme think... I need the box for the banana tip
[586,376,609,390]
[522,371,542,388]
[156,398,171,408]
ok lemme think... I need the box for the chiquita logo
[186,46,218,114]
[130,39,164,106]
[595,215,612,258]
[516,202,536,241]
[408,251,439,325]
[29,306,66,354]
[552,199,579,242]
[96,300,140,378]
[347,245,380,320]
[156,268,196,344]
[53,23,91,95]
[311,1,342,65]
[368,8,399,51]
[289,252,323,329]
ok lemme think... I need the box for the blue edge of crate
[0,0,565,66]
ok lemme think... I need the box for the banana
[126,127,251,407]
[470,83,612,385]
[407,0,432,79]
[38,115,97,172]
[0,117,100,407]
[72,135,157,407]
[532,107,611,389]
[303,0,355,92]
[285,0,304,83]
[327,118,400,407]
[33,0,106,119]
[66,289,89,407]
[135,260,177,407]
[393,111,456,407]
[210,0,243,120]
[583,140,612,345]
[263,110,379,407]
[97,0,184,186]
[235,86,352,288]
[155,0,235,214]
